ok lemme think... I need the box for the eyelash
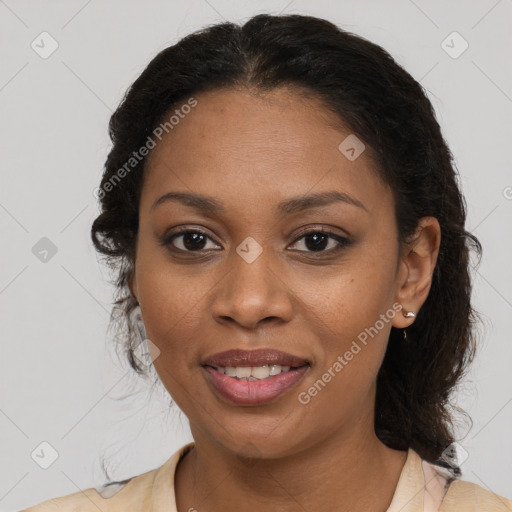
[160,226,352,256]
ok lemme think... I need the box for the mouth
[201,362,311,406]
[200,348,311,405]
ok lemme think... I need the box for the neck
[175,418,408,512]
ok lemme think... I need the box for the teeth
[216,364,294,380]
[235,367,252,378]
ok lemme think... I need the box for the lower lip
[202,365,310,405]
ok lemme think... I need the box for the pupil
[184,233,206,250]
[306,233,328,251]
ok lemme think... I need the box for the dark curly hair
[91,13,482,466]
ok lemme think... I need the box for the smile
[202,363,310,405]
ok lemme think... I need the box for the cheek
[298,256,396,350]
[294,280,393,431]
[134,245,207,371]
[295,244,397,392]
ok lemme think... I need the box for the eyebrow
[150,190,368,215]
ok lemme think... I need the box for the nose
[211,249,294,330]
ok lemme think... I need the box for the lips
[203,364,310,405]
[201,348,310,369]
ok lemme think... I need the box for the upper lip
[201,349,310,368]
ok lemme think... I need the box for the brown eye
[289,230,352,254]
[162,230,221,252]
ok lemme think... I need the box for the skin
[130,86,441,512]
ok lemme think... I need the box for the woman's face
[131,86,417,458]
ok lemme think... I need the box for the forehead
[141,87,390,217]
[146,86,364,162]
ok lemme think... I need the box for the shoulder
[19,468,157,511]
[20,442,195,512]
[394,447,512,512]
[421,450,512,512]
[441,479,512,511]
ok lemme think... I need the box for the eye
[161,229,221,252]
[288,228,352,254]
[160,226,352,255]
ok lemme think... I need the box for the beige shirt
[21,442,512,511]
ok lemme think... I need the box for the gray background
[1,0,511,510]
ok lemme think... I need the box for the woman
[22,13,512,512]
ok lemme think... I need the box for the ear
[392,216,441,329]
